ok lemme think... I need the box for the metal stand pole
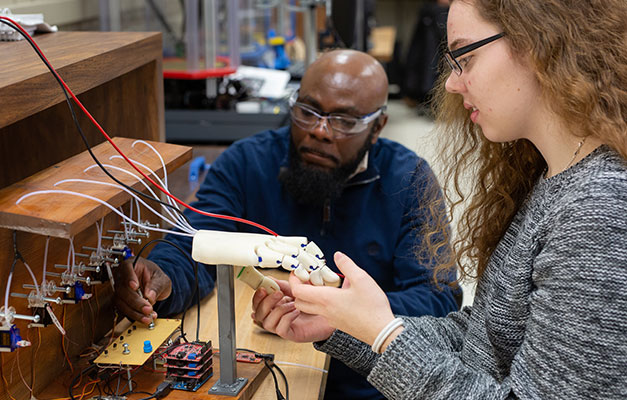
[354,0,365,51]
[227,0,241,69]
[303,3,318,67]
[208,264,247,396]
[203,0,217,97]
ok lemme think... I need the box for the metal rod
[24,284,71,294]
[0,312,40,323]
[217,264,237,383]
[304,3,317,67]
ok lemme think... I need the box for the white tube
[4,268,12,323]
[109,156,191,232]
[16,190,195,238]
[22,262,40,296]
[131,140,169,189]
[54,179,195,234]
[85,163,193,232]
[42,236,50,287]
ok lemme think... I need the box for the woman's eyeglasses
[444,32,505,75]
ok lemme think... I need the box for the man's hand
[113,257,172,325]
[251,279,334,343]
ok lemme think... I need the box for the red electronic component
[164,341,213,391]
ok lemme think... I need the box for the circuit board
[164,341,213,391]
[94,319,181,366]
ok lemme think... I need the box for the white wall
[0,0,143,27]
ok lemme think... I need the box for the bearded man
[114,49,458,399]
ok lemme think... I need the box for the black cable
[0,18,192,228]
[136,378,172,400]
[273,362,289,400]
[133,239,200,342]
[263,358,286,400]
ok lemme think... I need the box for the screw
[122,343,130,355]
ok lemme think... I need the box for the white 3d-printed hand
[191,230,341,292]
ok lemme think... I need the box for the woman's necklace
[565,136,587,170]
[545,136,588,178]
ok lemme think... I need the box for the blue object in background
[267,29,290,70]
[143,340,153,353]
[189,157,211,182]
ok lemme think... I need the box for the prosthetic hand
[191,230,341,293]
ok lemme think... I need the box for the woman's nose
[445,71,465,94]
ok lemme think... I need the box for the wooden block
[0,137,192,238]
[0,31,163,129]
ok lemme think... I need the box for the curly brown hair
[425,0,627,283]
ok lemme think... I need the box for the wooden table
[180,268,329,400]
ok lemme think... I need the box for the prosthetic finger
[256,246,292,268]
[236,266,280,293]
[309,268,325,286]
[296,250,325,272]
[274,236,308,248]
[302,241,324,260]
[308,266,340,287]
[320,266,341,287]
[293,264,311,282]
[265,239,300,257]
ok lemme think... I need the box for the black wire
[264,359,286,400]
[274,363,289,400]
[134,238,200,342]
[0,18,192,228]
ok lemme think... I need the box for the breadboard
[94,319,181,366]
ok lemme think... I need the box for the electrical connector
[154,379,173,399]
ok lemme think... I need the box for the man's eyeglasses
[288,91,386,138]
[444,32,505,75]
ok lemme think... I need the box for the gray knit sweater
[316,146,627,399]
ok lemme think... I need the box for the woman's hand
[251,279,334,343]
[289,252,396,346]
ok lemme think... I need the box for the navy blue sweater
[148,126,458,399]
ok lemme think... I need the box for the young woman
[252,0,627,398]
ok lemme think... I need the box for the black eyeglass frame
[445,32,505,75]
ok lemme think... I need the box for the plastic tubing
[16,190,195,238]
[84,163,193,233]
[106,157,193,233]
[53,179,195,234]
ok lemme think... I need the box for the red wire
[1,16,277,236]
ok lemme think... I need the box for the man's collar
[347,152,369,180]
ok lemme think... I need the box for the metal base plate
[208,377,248,396]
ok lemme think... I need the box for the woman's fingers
[334,251,368,282]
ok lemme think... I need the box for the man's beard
[279,130,376,207]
